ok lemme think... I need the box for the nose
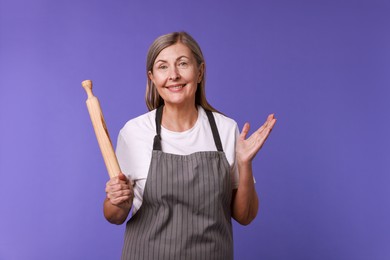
[169,67,180,81]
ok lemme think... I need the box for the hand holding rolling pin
[82,80,135,223]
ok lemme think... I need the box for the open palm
[236,114,277,164]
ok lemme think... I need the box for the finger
[112,183,131,192]
[105,176,123,192]
[268,118,277,130]
[105,178,118,192]
[107,176,122,185]
[107,191,132,203]
[266,114,274,122]
[256,119,277,144]
[110,195,132,205]
[257,114,276,134]
[109,189,132,199]
[263,118,276,133]
[108,188,134,204]
[256,121,268,135]
[240,123,250,140]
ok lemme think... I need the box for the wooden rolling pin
[82,80,120,178]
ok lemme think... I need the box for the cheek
[151,74,166,87]
[183,68,200,82]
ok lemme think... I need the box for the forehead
[155,43,194,62]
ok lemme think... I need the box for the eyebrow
[154,55,190,65]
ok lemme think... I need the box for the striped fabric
[121,107,233,260]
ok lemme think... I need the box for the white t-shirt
[116,106,240,215]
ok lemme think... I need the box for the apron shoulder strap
[153,106,163,151]
[205,110,224,152]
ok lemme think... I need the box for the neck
[162,103,198,132]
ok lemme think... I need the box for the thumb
[240,122,250,140]
[118,173,128,183]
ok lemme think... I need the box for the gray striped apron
[121,106,233,260]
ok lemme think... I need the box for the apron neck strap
[153,106,163,151]
[152,106,223,152]
[205,110,223,152]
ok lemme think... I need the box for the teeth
[169,85,184,89]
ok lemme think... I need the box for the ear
[197,63,204,83]
[148,71,156,86]
[148,71,154,81]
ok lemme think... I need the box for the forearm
[103,197,132,225]
[232,161,259,225]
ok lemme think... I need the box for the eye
[158,64,168,70]
[178,61,188,68]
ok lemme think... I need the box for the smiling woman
[148,42,203,119]
[102,31,277,260]
[145,32,217,113]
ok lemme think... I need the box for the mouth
[165,84,186,90]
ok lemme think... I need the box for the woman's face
[149,42,203,108]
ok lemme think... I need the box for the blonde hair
[145,31,219,112]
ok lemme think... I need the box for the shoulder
[198,106,239,142]
[212,111,238,130]
[116,110,155,178]
[203,107,239,134]
[119,109,156,140]
[198,106,237,127]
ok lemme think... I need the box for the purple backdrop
[1,0,389,259]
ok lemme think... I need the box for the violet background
[1,0,389,259]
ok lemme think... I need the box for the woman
[104,31,276,260]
